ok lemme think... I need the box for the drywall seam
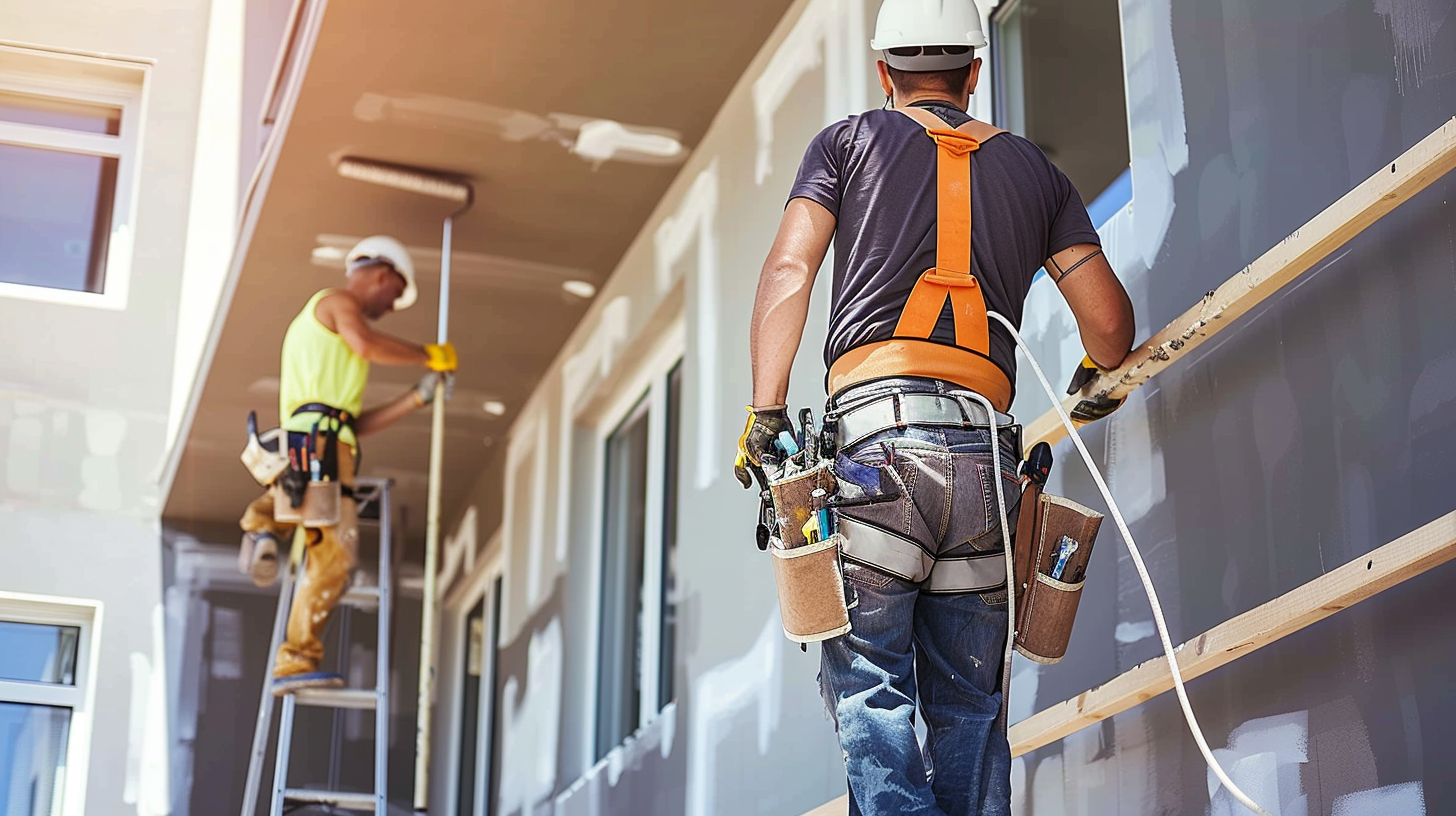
[653,161,722,490]
[752,0,868,184]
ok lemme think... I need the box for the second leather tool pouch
[1012,483,1103,664]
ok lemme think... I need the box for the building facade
[0,0,306,813]
[36,0,1452,815]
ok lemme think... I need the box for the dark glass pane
[0,91,121,135]
[0,703,71,816]
[659,364,683,706]
[595,397,650,759]
[991,0,1129,200]
[0,622,79,685]
[457,599,485,815]
[485,577,502,816]
[0,144,116,293]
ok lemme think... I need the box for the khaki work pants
[239,443,358,678]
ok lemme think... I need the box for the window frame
[0,42,149,310]
[441,534,504,816]
[581,321,685,765]
[0,591,103,816]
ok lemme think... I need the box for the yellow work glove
[1066,354,1123,425]
[733,405,791,490]
[424,342,458,373]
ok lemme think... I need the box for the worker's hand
[734,405,792,489]
[424,342,458,373]
[414,373,455,407]
[1066,355,1123,424]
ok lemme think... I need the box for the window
[455,575,502,816]
[991,0,1130,204]
[593,360,682,760]
[0,595,99,816]
[0,44,146,308]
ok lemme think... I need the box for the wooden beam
[1009,509,1456,754]
[1025,116,1456,449]
[800,510,1456,815]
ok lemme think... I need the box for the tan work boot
[240,531,280,588]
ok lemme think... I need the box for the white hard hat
[871,0,987,71]
[346,235,417,311]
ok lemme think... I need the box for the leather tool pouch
[1012,486,1103,664]
[767,463,836,547]
[765,463,850,642]
[272,429,342,527]
[771,534,852,643]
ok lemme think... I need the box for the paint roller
[337,155,473,813]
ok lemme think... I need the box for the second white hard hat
[346,235,417,311]
[871,0,987,71]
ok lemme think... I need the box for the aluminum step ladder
[239,477,395,816]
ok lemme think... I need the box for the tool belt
[827,107,1013,411]
[268,404,357,527]
[828,390,1020,456]
[291,402,357,438]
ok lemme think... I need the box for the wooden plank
[1025,116,1456,449]
[799,510,1456,815]
[1009,509,1456,754]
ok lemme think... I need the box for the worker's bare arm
[317,292,431,367]
[355,390,419,437]
[1047,244,1135,369]
[750,199,836,407]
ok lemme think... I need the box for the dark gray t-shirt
[789,101,1100,394]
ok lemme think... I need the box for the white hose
[986,310,1274,816]
[947,390,1017,728]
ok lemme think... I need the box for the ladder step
[293,688,379,710]
[283,789,377,811]
[341,585,381,608]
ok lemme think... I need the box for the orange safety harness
[828,107,1013,411]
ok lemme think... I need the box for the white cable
[987,310,1274,816]
[948,390,1017,724]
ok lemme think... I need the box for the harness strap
[892,107,992,355]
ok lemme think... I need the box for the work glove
[424,342,459,373]
[733,405,792,490]
[1065,354,1123,424]
[414,372,455,407]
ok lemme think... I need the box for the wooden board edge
[1007,510,1456,755]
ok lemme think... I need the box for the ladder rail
[241,476,395,816]
[239,549,296,816]
[374,480,393,816]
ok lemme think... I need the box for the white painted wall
[0,1,240,814]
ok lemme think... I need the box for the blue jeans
[820,381,1015,816]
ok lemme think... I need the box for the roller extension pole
[413,214,453,812]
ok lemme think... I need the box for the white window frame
[0,42,149,310]
[441,535,504,816]
[0,591,104,816]
[581,320,685,765]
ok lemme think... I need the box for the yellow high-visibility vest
[279,289,369,448]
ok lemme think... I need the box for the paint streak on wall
[558,296,632,566]
[1371,0,1452,94]
[1331,782,1426,816]
[124,605,171,816]
[653,161,721,490]
[498,616,563,816]
[1120,0,1189,268]
[1206,710,1309,816]
[686,613,783,816]
[752,0,868,184]
[439,505,480,594]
